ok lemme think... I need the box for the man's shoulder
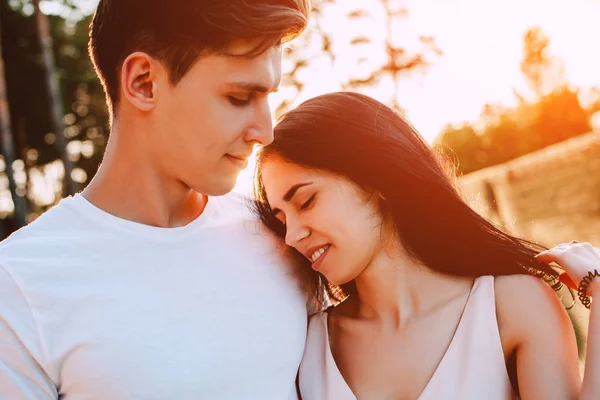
[210,192,303,271]
[0,196,85,264]
[208,191,265,229]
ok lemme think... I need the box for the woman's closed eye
[300,194,316,210]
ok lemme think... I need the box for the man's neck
[82,126,208,228]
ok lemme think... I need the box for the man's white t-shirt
[0,193,308,399]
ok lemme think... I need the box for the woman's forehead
[262,160,314,200]
[262,159,319,182]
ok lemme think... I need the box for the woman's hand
[536,241,600,297]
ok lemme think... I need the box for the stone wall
[459,131,600,247]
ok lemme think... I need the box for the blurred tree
[0,20,28,229]
[435,26,595,176]
[56,13,109,186]
[1,0,60,166]
[527,87,591,149]
[520,26,566,98]
[434,123,486,175]
[0,1,108,227]
[275,0,440,117]
[33,0,76,195]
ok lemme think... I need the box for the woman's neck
[349,248,473,329]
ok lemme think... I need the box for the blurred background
[1,0,599,363]
[1,0,599,246]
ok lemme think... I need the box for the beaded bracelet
[578,269,600,309]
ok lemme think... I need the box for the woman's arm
[581,286,600,400]
[536,242,600,400]
[495,275,581,400]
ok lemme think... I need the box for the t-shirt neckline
[67,193,217,240]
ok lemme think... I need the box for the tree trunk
[0,23,28,229]
[33,0,76,196]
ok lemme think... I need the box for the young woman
[254,92,581,399]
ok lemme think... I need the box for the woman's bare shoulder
[494,274,570,348]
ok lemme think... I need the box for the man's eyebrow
[271,182,313,217]
[224,81,279,94]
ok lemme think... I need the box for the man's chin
[195,176,238,197]
[210,186,236,197]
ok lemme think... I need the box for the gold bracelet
[578,269,600,309]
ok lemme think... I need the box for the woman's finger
[535,250,559,264]
[559,272,578,290]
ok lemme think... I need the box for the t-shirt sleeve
[0,263,58,399]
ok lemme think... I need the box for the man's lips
[225,154,250,166]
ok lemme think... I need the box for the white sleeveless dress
[298,276,518,399]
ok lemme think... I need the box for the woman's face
[261,158,386,286]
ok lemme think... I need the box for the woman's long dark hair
[253,92,560,307]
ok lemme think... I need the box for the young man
[0,1,311,399]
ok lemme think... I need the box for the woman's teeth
[310,245,329,263]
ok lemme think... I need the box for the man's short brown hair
[88,0,310,113]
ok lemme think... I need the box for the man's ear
[120,52,159,112]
